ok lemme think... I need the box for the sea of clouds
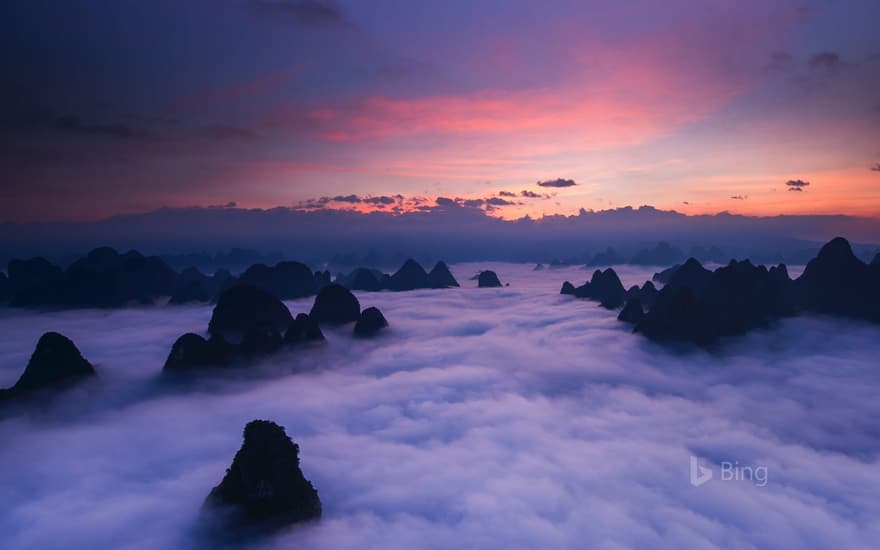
[0,263,878,550]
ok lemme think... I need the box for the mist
[1,263,879,549]
[3,206,880,266]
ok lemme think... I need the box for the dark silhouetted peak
[239,261,317,299]
[0,272,8,302]
[796,237,874,319]
[816,237,856,263]
[354,307,389,337]
[533,263,545,271]
[630,242,684,266]
[163,333,232,372]
[664,258,712,295]
[310,283,361,324]
[478,270,503,288]
[427,261,459,288]
[209,284,293,336]
[618,299,645,324]
[387,259,430,291]
[589,268,626,308]
[6,332,95,394]
[871,253,880,267]
[564,268,625,308]
[341,268,383,291]
[284,314,324,346]
[637,257,796,345]
[204,420,321,532]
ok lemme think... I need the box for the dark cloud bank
[2,205,879,266]
[1,264,879,548]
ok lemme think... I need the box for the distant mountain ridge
[562,236,880,346]
[2,204,879,264]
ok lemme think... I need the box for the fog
[1,263,878,549]
[4,205,880,265]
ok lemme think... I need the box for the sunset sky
[3,0,880,222]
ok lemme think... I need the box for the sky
[1,263,879,549]
[2,0,880,222]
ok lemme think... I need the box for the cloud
[786,179,810,192]
[871,163,880,172]
[498,191,516,198]
[536,178,577,188]
[808,52,843,73]
[435,197,456,207]
[0,264,879,548]
[249,0,346,26]
[53,115,139,139]
[485,197,515,206]
[731,195,748,200]
[363,195,402,205]
[331,194,360,203]
[520,190,549,199]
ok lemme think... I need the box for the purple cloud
[786,179,810,192]
[536,178,577,188]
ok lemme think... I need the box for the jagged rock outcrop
[336,259,458,292]
[208,285,293,336]
[309,283,360,324]
[2,332,95,398]
[354,307,389,337]
[427,261,459,288]
[283,314,324,346]
[204,420,321,533]
[795,237,879,322]
[163,333,233,371]
[6,248,184,308]
[586,247,625,267]
[618,299,645,324]
[630,242,685,266]
[626,281,658,310]
[561,269,626,308]
[565,237,880,346]
[661,258,712,294]
[239,261,321,299]
[636,258,795,345]
[477,270,503,288]
[65,248,178,307]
